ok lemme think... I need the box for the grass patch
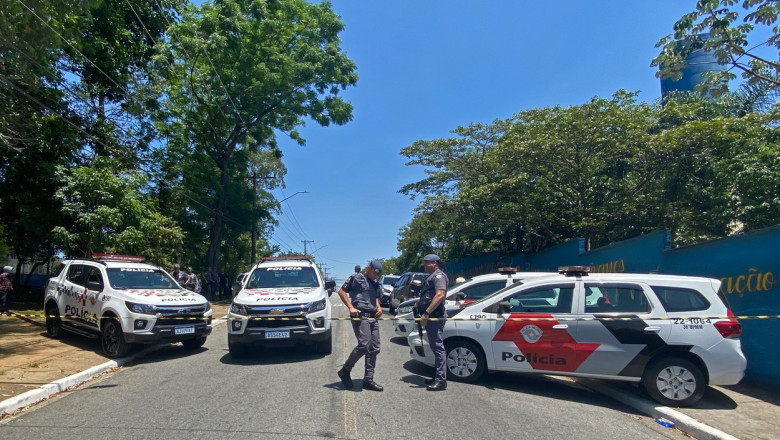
[9,301,44,317]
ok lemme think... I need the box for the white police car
[393,269,555,338]
[227,256,336,357]
[43,254,213,358]
[408,266,746,407]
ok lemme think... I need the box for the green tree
[397,90,780,263]
[147,0,357,271]
[51,157,183,266]
[653,0,780,95]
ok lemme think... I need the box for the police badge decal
[520,325,543,343]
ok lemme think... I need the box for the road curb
[577,379,740,440]
[0,344,163,418]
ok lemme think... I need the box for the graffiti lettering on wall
[589,259,625,273]
[720,268,776,298]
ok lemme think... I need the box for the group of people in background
[170,264,229,301]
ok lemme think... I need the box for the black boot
[362,379,384,392]
[426,380,447,391]
[337,368,353,389]
[424,378,435,385]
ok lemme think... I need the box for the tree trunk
[206,161,229,269]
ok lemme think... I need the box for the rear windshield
[247,266,319,288]
[107,268,179,289]
[382,276,400,285]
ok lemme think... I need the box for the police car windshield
[107,268,179,289]
[247,266,319,288]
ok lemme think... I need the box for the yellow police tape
[2,312,780,322]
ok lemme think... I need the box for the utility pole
[301,240,314,256]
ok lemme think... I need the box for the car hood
[235,286,323,304]
[120,288,208,305]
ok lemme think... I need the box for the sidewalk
[1,308,779,440]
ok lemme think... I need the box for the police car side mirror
[497,301,511,314]
[454,292,465,301]
[411,279,422,287]
[324,280,336,297]
[87,280,103,292]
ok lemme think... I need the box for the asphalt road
[0,304,689,439]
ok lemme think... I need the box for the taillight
[714,309,742,339]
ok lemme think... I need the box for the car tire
[642,357,705,407]
[315,332,333,355]
[445,340,486,383]
[229,341,248,358]
[45,302,63,339]
[101,317,131,358]
[182,336,207,350]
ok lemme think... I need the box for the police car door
[574,282,670,378]
[61,264,89,324]
[489,281,578,373]
[81,265,104,327]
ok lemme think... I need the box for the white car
[408,266,746,407]
[227,256,336,357]
[393,269,555,338]
[379,274,400,308]
[44,254,213,358]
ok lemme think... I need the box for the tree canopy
[395,90,780,271]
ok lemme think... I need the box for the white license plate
[265,330,290,339]
[175,326,195,335]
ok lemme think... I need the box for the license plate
[265,329,290,339]
[175,326,195,335]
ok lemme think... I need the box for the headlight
[230,303,247,316]
[204,302,211,312]
[307,299,326,314]
[383,287,392,294]
[126,301,157,315]
[398,306,413,314]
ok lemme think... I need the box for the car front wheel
[642,357,705,407]
[101,318,131,358]
[45,302,62,338]
[229,341,248,358]
[445,340,486,383]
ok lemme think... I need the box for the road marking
[341,313,358,439]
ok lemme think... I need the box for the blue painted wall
[444,226,780,387]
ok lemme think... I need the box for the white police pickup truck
[227,256,336,357]
[44,254,213,358]
[409,266,746,407]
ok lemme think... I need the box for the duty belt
[357,311,377,318]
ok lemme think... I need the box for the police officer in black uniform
[417,254,449,391]
[337,260,384,391]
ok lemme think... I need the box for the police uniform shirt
[340,273,380,312]
[419,268,449,318]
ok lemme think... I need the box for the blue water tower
[660,34,728,96]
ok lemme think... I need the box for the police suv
[44,255,213,358]
[227,256,336,357]
[394,269,555,338]
[408,267,746,407]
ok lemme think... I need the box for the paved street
[0,304,690,440]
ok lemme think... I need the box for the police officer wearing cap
[418,254,449,391]
[336,260,384,391]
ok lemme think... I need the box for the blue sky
[273,1,696,281]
